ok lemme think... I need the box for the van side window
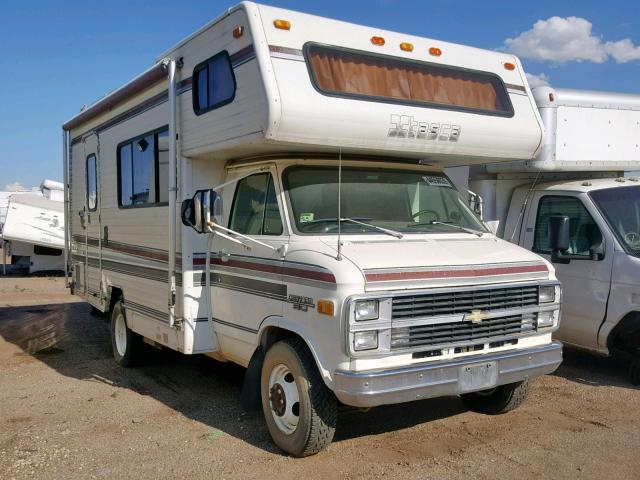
[86,154,98,211]
[193,51,236,115]
[229,173,283,236]
[533,196,602,257]
[117,127,169,208]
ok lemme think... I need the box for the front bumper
[333,341,563,408]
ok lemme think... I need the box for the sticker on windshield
[300,213,315,223]
[422,176,451,187]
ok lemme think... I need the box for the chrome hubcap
[268,364,300,434]
[114,312,127,357]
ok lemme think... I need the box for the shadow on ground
[551,345,638,390]
[0,302,470,454]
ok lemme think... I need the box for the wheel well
[107,287,123,314]
[608,312,640,359]
[259,326,302,352]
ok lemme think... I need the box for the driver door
[522,192,613,350]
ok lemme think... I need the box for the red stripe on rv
[193,258,336,283]
[365,264,548,283]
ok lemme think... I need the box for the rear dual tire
[110,300,142,367]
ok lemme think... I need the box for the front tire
[461,380,530,414]
[110,299,142,367]
[261,338,337,457]
[629,356,640,386]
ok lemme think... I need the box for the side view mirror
[181,189,223,234]
[590,241,605,261]
[548,215,571,264]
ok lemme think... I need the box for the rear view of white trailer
[63,2,562,455]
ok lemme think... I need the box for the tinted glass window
[284,167,484,235]
[193,51,236,115]
[118,127,168,207]
[86,154,98,211]
[591,186,640,256]
[534,196,601,257]
[119,144,133,207]
[305,44,513,116]
[229,174,283,235]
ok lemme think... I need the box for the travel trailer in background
[469,87,640,384]
[2,180,65,274]
[62,2,563,456]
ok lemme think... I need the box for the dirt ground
[0,277,639,480]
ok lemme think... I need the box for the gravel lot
[1,276,639,479]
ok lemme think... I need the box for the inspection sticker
[300,213,314,223]
[422,176,452,187]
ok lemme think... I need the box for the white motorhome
[2,184,65,274]
[469,87,640,384]
[62,2,562,456]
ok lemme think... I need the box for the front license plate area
[458,362,498,392]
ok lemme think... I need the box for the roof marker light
[273,19,291,30]
[400,42,414,52]
[233,26,244,38]
[504,62,516,71]
[429,47,442,56]
[371,36,385,46]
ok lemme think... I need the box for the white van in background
[469,87,640,384]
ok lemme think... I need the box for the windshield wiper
[408,220,484,237]
[340,218,404,239]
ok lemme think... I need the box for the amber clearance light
[371,36,386,46]
[233,26,244,38]
[273,19,291,30]
[400,42,414,52]
[504,62,516,71]
[429,47,442,56]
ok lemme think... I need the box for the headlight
[354,299,379,321]
[537,309,560,329]
[539,285,556,303]
[353,331,378,351]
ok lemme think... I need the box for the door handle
[78,209,86,229]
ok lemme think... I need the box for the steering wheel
[411,209,440,222]
[625,231,640,244]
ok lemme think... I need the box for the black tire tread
[462,380,530,415]
[264,338,337,457]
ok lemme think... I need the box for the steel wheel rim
[268,363,300,434]
[114,312,127,357]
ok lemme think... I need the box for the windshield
[284,166,486,235]
[591,185,640,256]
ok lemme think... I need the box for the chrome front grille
[391,285,539,320]
[391,313,537,350]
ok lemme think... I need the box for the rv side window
[533,196,602,258]
[229,173,283,236]
[117,127,169,208]
[304,44,513,117]
[86,154,97,211]
[193,51,236,115]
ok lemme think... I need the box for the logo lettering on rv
[388,114,461,141]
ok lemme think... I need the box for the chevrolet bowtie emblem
[465,310,488,324]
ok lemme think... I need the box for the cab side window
[533,196,602,257]
[229,173,283,235]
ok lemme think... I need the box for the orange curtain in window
[309,48,507,112]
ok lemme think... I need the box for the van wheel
[110,299,142,367]
[461,380,530,414]
[629,356,640,386]
[261,338,337,457]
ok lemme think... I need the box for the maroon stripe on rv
[193,257,336,283]
[365,264,548,283]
